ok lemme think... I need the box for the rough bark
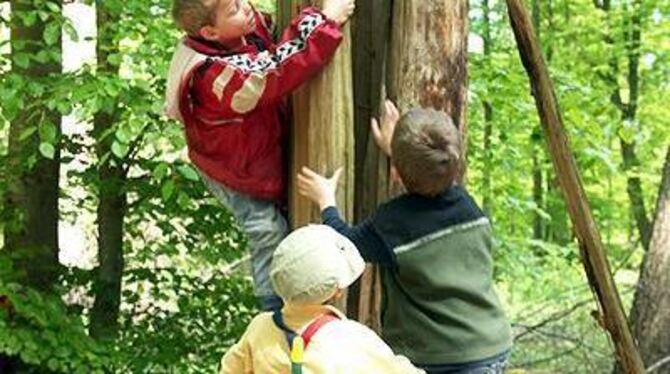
[4,0,62,291]
[279,1,355,312]
[629,147,670,372]
[387,0,469,180]
[279,1,355,228]
[350,0,392,327]
[89,4,126,341]
[505,0,644,372]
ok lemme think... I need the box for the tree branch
[647,355,670,373]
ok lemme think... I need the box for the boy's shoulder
[375,185,483,220]
[371,186,488,247]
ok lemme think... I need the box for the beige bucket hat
[270,225,365,305]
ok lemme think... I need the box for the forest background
[0,0,668,372]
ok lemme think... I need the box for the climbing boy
[297,101,513,373]
[165,0,355,310]
[219,225,425,373]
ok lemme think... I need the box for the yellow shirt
[220,304,425,374]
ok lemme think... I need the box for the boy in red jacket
[165,0,355,310]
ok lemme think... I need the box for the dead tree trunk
[349,0,470,330]
[350,0,392,327]
[278,1,355,311]
[505,0,645,372]
[629,147,670,372]
[387,1,469,171]
[278,1,355,228]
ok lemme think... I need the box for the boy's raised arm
[199,3,353,117]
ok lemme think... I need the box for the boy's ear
[198,26,219,41]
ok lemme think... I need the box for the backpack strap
[301,314,339,349]
[272,310,341,373]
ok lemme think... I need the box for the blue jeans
[418,350,510,374]
[200,173,287,311]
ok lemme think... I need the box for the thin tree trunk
[629,147,670,372]
[89,4,126,341]
[620,0,651,252]
[596,0,651,251]
[482,0,494,215]
[531,0,544,241]
[4,0,62,291]
[350,0,392,328]
[543,0,569,245]
[505,0,644,372]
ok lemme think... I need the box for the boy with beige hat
[219,225,424,373]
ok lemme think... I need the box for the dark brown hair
[391,108,462,196]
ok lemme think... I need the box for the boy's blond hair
[391,109,462,197]
[172,0,220,36]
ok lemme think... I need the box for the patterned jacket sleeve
[195,7,343,116]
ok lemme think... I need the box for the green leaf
[177,192,190,209]
[13,54,31,69]
[115,127,131,144]
[64,21,79,42]
[152,163,169,180]
[106,54,122,66]
[38,11,50,22]
[21,12,37,27]
[177,164,199,182]
[111,141,129,159]
[39,143,55,159]
[56,101,71,116]
[33,51,50,64]
[46,1,60,13]
[43,22,60,46]
[161,180,176,201]
[39,122,57,143]
[19,127,37,141]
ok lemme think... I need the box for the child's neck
[189,35,247,52]
[220,37,247,50]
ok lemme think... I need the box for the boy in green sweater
[297,101,513,373]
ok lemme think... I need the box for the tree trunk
[505,0,644,372]
[350,0,469,330]
[619,0,651,252]
[4,0,62,291]
[350,0,392,327]
[387,0,469,177]
[482,0,494,215]
[278,1,355,228]
[596,0,651,251]
[279,1,355,311]
[89,4,126,341]
[531,0,544,241]
[629,147,670,372]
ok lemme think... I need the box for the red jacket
[165,8,343,201]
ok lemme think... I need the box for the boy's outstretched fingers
[385,99,399,123]
[296,166,342,209]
